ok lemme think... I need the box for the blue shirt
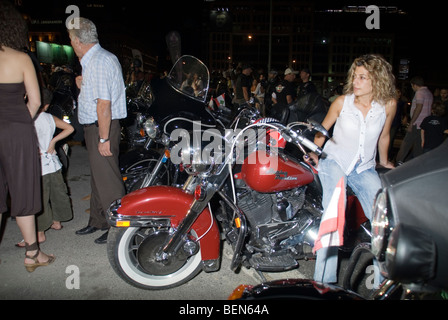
[78,44,127,124]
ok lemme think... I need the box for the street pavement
[0,144,314,300]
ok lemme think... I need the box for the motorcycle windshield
[167,55,210,103]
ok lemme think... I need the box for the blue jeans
[313,158,381,284]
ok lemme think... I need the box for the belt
[82,119,120,128]
[82,121,98,128]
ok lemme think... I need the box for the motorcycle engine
[236,185,321,264]
[238,187,306,226]
[238,186,320,252]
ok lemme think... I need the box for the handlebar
[251,118,323,156]
[276,123,323,156]
[294,134,323,155]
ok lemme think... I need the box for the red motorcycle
[105,57,365,290]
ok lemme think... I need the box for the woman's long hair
[344,54,396,105]
[0,0,29,51]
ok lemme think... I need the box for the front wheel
[107,226,203,290]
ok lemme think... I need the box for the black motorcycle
[119,55,220,193]
[358,139,448,299]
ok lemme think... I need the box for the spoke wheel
[107,227,202,290]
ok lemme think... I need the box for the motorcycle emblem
[275,170,297,180]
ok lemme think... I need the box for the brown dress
[0,82,41,216]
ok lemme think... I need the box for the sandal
[24,242,55,273]
[15,239,45,248]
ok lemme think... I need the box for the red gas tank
[235,150,314,193]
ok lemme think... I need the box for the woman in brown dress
[0,0,55,272]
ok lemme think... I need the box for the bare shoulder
[385,98,397,115]
[0,47,33,69]
[15,49,33,65]
[329,94,345,113]
[0,47,31,82]
[1,46,26,59]
[333,94,346,105]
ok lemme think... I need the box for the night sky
[19,0,448,84]
[129,0,448,83]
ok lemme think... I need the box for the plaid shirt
[78,44,127,124]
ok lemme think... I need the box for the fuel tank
[236,151,314,193]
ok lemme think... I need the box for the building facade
[203,1,405,96]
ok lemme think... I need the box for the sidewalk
[0,145,275,300]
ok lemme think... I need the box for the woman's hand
[304,152,319,167]
[379,160,395,169]
[47,140,57,155]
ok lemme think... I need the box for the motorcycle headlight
[180,144,217,176]
[143,117,159,139]
[385,224,436,283]
[170,129,224,177]
[371,190,391,260]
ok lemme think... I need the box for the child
[17,88,74,247]
[421,101,448,153]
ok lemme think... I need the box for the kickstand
[256,270,267,283]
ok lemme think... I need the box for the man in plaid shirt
[68,17,126,244]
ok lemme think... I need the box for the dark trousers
[396,125,423,163]
[84,120,125,229]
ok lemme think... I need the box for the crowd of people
[210,61,448,162]
[1,0,447,285]
[211,62,322,119]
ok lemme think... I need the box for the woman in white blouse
[309,54,397,284]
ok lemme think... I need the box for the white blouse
[323,94,386,175]
[34,112,62,176]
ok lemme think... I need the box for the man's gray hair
[68,17,98,44]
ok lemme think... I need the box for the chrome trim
[202,259,220,272]
[106,200,171,228]
[217,190,247,272]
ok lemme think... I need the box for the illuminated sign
[36,41,75,65]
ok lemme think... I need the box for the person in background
[0,0,55,272]
[16,88,74,247]
[388,88,406,159]
[309,54,396,285]
[297,67,317,98]
[328,84,343,103]
[263,69,279,115]
[270,67,298,123]
[253,73,266,114]
[436,87,448,123]
[233,63,253,109]
[68,17,126,244]
[273,67,298,106]
[420,101,448,153]
[395,76,433,164]
[32,88,73,244]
